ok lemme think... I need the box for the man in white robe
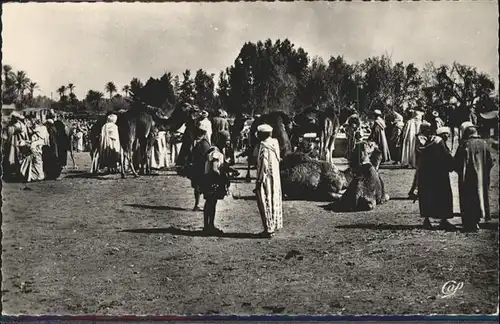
[91,114,121,174]
[255,124,283,238]
[400,108,424,168]
[198,110,212,145]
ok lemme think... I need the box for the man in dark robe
[368,109,391,163]
[417,125,455,230]
[454,126,494,232]
[211,109,233,164]
[189,123,212,211]
[43,119,63,180]
[429,110,445,134]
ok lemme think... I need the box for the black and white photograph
[1,1,498,316]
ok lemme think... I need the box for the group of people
[185,107,282,238]
[415,121,493,232]
[346,103,494,232]
[2,111,73,184]
[184,102,494,236]
[68,119,92,153]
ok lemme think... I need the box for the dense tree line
[2,38,498,121]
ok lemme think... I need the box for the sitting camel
[280,153,352,201]
[330,141,390,211]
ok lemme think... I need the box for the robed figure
[454,126,494,231]
[400,109,424,168]
[417,132,455,230]
[368,110,391,162]
[255,124,283,238]
[43,120,63,180]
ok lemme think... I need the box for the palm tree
[28,82,39,100]
[122,85,131,97]
[2,65,16,104]
[68,83,75,95]
[57,85,67,101]
[2,65,15,85]
[14,71,30,103]
[105,81,117,99]
[85,90,104,111]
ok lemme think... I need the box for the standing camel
[89,102,172,178]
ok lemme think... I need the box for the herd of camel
[88,101,353,180]
[85,101,389,211]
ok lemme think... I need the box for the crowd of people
[182,104,494,236]
[2,110,75,184]
[3,102,495,235]
[67,118,93,153]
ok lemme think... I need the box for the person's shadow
[120,226,264,239]
[125,204,190,211]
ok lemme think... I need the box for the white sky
[2,1,498,99]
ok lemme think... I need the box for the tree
[85,90,104,111]
[173,75,181,97]
[215,69,230,112]
[122,85,131,97]
[14,70,30,104]
[2,64,17,104]
[178,69,195,105]
[28,81,39,104]
[105,81,117,99]
[68,83,75,95]
[426,63,496,124]
[57,85,67,101]
[194,69,215,112]
[129,78,144,100]
[139,72,176,110]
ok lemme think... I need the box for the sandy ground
[1,146,498,315]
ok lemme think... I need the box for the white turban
[107,114,118,124]
[11,111,24,120]
[257,124,273,133]
[436,126,451,135]
[303,133,317,139]
[460,121,474,134]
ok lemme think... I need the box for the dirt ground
[1,145,498,315]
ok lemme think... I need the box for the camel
[280,141,385,205]
[329,141,389,211]
[292,106,352,164]
[280,152,352,200]
[89,102,173,178]
[166,103,202,176]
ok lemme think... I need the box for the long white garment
[92,122,121,172]
[151,131,168,169]
[169,124,186,166]
[400,113,423,168]
[34,124,50,147]
[75,131,84,152]
[20,132,45,182]
[199,118,212,145]
[256,137,283,233]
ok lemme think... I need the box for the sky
[2,1,498,99]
